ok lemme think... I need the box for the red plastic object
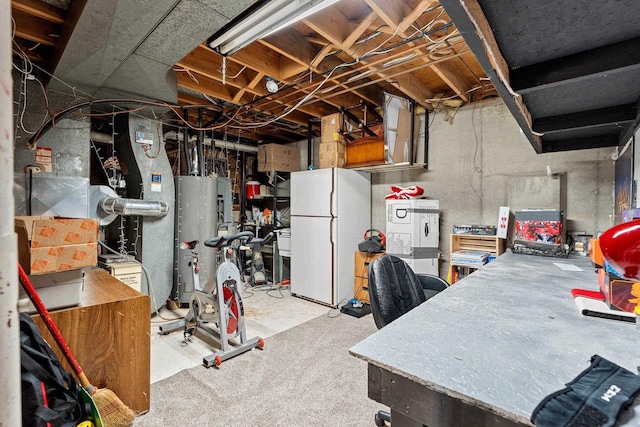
[599,219,640,280]
[222,286,239,334]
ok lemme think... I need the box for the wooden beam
[177,72,251,105]
[12,41,50,63]
[311,44,334,68]
[306,5,434,106]
[458,0,509,84]
[233,72,264,104]
[261,28,320,68]
[176,73,314,127]
[364,0,411,29]
[342,10,378,50]
[12,0,65,24]
[430,60,470,102]
[398,0,438,34]
[230,43,285,81]
[177,46,256,89]
[12,11,59,46]
[177,92,218,108]
[303,7,357,48]
[368,0,469,103]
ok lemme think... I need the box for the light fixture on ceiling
[208,0,341,56]
[266,77,279,93]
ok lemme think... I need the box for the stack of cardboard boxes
[319,112,347,168]
[257,143,301,173]
[15,216,99,313]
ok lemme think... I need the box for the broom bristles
[92,387,136,427]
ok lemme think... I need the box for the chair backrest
[368,255,427,329]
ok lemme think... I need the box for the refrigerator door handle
[424,222,429,237]
[330,216,336,304]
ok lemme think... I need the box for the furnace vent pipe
[101,197,169,217]
[163,131,259,153]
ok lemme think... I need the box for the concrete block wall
[371,98,615,277]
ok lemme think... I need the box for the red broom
[18,264,136,427]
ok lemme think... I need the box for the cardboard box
[386,199,440,255]
[100,260,142,292]
[18,270,84,313]
[319,141,346,168]
[257,144,300,172]
[598,268,639,313]
[16,216,99,275]
[321,112,343,143]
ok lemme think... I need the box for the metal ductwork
[101,197,169,217]
[110,113,175,313]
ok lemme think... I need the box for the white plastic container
[277,228,291,257]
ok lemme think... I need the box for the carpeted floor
[133,311,386,427]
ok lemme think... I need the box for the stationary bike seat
[180,240,199,250]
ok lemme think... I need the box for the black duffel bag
[20,312,87,427]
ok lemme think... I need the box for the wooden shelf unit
[449,234,506,284]
[354,251,386,304]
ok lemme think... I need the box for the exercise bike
[247,232,274,287]
[159,231,264,368]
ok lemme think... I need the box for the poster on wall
[615,137,633,220]
[635,127,640,208]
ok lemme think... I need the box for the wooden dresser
[354,251,386,304]
[31,268,150,414]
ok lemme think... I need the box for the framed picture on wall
[634,127,640,208]
[615,137,633,220]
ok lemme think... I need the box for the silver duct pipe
[89,130,260,154]
[90,130,113,144]
[101,197,169,217]
[163,130,259,153]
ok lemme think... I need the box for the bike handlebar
[204,231,255,248]
[250,231,274,245]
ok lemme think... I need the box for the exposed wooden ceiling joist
[12,0,65,24]
[11,0,496,145]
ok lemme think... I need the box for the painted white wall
[371,98,615,276]
[1,0,20,423]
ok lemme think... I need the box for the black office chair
[367,255,449,425]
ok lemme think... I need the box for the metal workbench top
[350,251,640,425]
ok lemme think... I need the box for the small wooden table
[31,268,150,413]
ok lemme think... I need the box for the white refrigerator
[290,168,371,306]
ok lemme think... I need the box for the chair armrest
[416,274,449,301]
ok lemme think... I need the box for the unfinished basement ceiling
[440,0,640,153]
[174,0,498,143]
[10,0,496,145]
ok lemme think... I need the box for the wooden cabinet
[31,268,150,413]
[449,234,506,284]
[354,251,386,304]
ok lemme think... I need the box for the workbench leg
[390,410,426,427]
